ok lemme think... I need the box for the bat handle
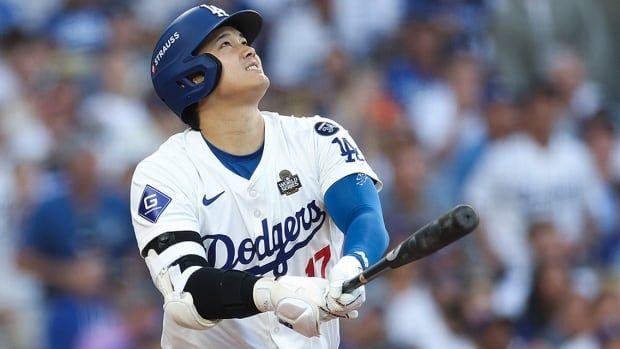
[341,258,390,293]
[341,275,363,294]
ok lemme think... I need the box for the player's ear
[190,72,206,85]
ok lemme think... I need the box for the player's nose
[242,45,256,59]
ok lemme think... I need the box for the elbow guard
[143,231,261,328]
[146,250,219,330]
[143,231,219,330]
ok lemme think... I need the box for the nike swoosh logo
[203,191,225,206]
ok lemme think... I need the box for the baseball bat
[341,204,479,293]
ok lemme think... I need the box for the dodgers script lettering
[202,200,326,276]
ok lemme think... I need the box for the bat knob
[452,204,479,232]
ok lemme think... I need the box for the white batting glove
[324,255,366,318]
[253,275,350,337]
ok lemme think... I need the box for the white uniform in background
[464,131,606,317]
[465,132,605,268]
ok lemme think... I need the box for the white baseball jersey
[130,111,380,349]
[464,131,606,269]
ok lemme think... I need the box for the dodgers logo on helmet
[200,4,228,17]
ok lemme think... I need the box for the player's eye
[241,39,248,46]
[219,41,232,48]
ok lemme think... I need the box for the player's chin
[242,76,269,99]
[253,74,270,90]
[261,74,270,88]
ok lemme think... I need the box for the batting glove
[324,255,366,318]
[253,275,351,337]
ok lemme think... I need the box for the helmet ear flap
[179,53,222,129]
[199,53,222,94]
[184,53,222,100]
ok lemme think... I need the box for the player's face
[198,26,269,99]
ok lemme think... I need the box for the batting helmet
[150,4,262,122]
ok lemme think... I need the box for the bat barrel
[341,204,479,293]
[452,204,479,234]
[394,204,478,268]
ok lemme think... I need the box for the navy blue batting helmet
[150,4,262,121]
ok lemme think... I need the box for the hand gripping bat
[342,204,479,293]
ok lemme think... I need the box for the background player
[130,4,389,348]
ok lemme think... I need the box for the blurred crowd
[0,0,619,348]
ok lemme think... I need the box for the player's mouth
[245,61,261,72]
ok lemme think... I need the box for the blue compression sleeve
[324,173,389,268]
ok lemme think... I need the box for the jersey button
[273,327,280,334]
[254,209,261,217]
[249,189,258,197]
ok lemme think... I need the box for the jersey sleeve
[130,159,201,252]
[312,116,382,196]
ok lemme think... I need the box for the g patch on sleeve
[138,185,172,223]
[314,121,340,136]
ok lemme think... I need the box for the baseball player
[131,4,389,348]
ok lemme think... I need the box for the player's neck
[198,105,264,155]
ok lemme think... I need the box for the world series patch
[314,121,339,136]
[277,170,302,196]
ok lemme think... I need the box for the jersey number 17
[305,245,331,278]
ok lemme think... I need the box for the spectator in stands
[380,131,436,241]
[17,141,134,349]
[489,0,612,92]
[464,82,607,317]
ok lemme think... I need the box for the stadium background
[0,0,619,348]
